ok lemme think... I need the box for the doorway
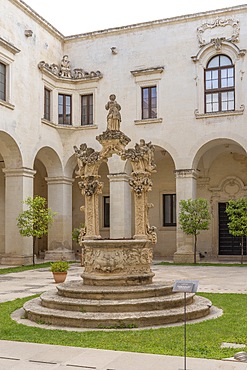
[218,202,246,255]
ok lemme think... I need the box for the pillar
[108,173,132,239]
[45,176,75,261]
[173,169,199,263]
[1,167,36,265]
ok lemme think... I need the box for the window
[205,55,235,113]
[163,194,176,226]
[44,88,51,121]
[81,94,93,125]
[142,86,157,119]
[58,94,72,124]
[103,196,110,227]
[0,62,6,101]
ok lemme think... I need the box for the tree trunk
[241,235,244,265]
[194,234,197,264]
[33,236,36,266]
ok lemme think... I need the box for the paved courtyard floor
[0,261,246,369]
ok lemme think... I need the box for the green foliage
[17,196,56,239]
[50,261,69,272]
[0,293,246,360]
[226,198,247,237]
[179,198,210,236]
[179,198,210,263]
[225,198,247,264]
[72,223,85,243]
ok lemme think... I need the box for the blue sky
[23,0,245,36]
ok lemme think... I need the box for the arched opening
[194,138,247,259]
[149,146,176,258]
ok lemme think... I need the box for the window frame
[81,93,93,126]
[0,61,6,101]
[103,195,110,228]
[44,87,51,121]
[163,194,176,227]
[141,86,157,119]
[58,93,72,125]
[204,54,235,113]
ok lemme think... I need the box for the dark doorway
[218,202,246,255]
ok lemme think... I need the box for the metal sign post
[173,280,199,370]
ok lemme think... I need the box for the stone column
[173,169,199,263]
[108,173,132,239]
[79,175,103,240]
[129,172,153,240]
[2,167,36,265]
[45,176,75,261]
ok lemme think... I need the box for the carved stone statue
[60,55,71,78]
[105,94,121,131]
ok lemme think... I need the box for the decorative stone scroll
[197,17,240,47]
[38,55,102,80]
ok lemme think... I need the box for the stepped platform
[23,280,212,329]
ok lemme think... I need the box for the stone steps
[40,289,195,312]
[56,281,174,300]
[24,295,211,328]
[23,280,212,329]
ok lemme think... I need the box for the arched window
[205,55,235,113]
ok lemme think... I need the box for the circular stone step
[23,295,212,328]
[56,281,174,300]
[40,289,195,312]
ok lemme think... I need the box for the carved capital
[122,139,156,173]
[129,172,153,196]
[78,176,103,196]
[174,169,198,179]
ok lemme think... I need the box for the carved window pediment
[131,66,164,77]
[38,56,103,83]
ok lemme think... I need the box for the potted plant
[50,261,69,283]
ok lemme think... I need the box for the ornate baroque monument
[23,96,212,329]
[74,94,157,286]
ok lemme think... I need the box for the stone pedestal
[82,239,154,286]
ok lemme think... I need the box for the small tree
[179,198,210,264]
[17,196,56,265]
[225,198,247,264]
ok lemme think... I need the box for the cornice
[0,36,20,54]
[64,5,247,42]
[8,1,247,45]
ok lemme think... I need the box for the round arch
[0,131,23,168]
[191,135,247,170]
[33,146,63,177]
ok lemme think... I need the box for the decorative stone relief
[74,95,157,243]
[197,17,240,47]
[83,241,153,275]
[38,55,102,80]
[209,176,247,200]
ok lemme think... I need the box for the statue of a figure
[105,94,121,131]
[60,55,71,78]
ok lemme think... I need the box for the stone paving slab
[0,340,247,370]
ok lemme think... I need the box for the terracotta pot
[52,272,67,283]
